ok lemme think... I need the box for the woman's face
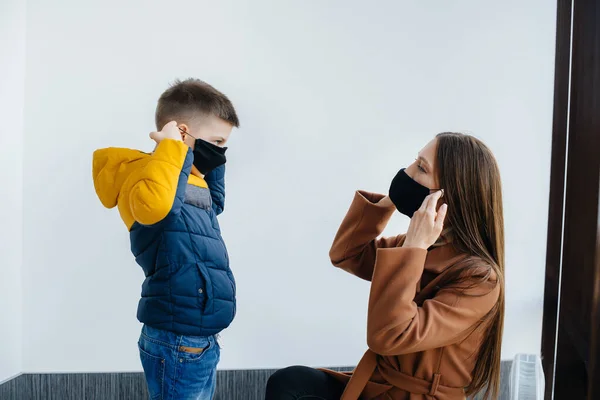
[405,138,440,190]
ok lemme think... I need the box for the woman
[266,132,505,400]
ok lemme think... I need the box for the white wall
[0,0,26,383]
[22,0,556,372]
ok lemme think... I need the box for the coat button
[198,289,203,294]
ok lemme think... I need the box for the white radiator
[509,354,545,400]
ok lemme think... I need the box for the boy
[92,78,239,399]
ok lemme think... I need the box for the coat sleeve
[329,191,404,281]
[366,247,500,356]
[128,139,193,226]
[204,164,225,215]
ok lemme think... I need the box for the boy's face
[180,115,233,149]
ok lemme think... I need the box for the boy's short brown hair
[155,78,240,130]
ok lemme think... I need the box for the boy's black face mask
[192,138,227,175]
[179,127,227,175]
[389,168,437,218]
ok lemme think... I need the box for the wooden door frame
[541,0,600,398]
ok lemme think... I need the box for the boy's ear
[178,123,189,141]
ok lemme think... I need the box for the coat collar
[424,242,465,274]
[415,243,469,301]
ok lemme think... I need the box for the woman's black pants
[265,365,346,400]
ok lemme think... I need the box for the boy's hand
[150,121,183,144]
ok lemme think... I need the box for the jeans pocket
[138,341,166,400]
[173,338,220,399]
[177,336,213,364]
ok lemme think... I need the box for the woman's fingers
[417,190,440,213]
[428,190,443,212]
[405,190,447,249]
[417,195,429,213]
[435,203,448,231]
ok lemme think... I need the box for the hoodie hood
[92,147,150,209]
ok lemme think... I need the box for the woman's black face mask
[389,168,442,217]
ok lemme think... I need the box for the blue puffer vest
[92,139,236,336]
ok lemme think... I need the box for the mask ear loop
[178,127,199,140]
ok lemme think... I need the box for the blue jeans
[138,325,220,400]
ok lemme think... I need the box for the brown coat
[322,191,500,400]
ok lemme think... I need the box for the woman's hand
[403,190,447,250]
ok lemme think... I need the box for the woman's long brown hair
[435,132,505,400]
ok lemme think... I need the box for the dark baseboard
[0,362,512,400]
